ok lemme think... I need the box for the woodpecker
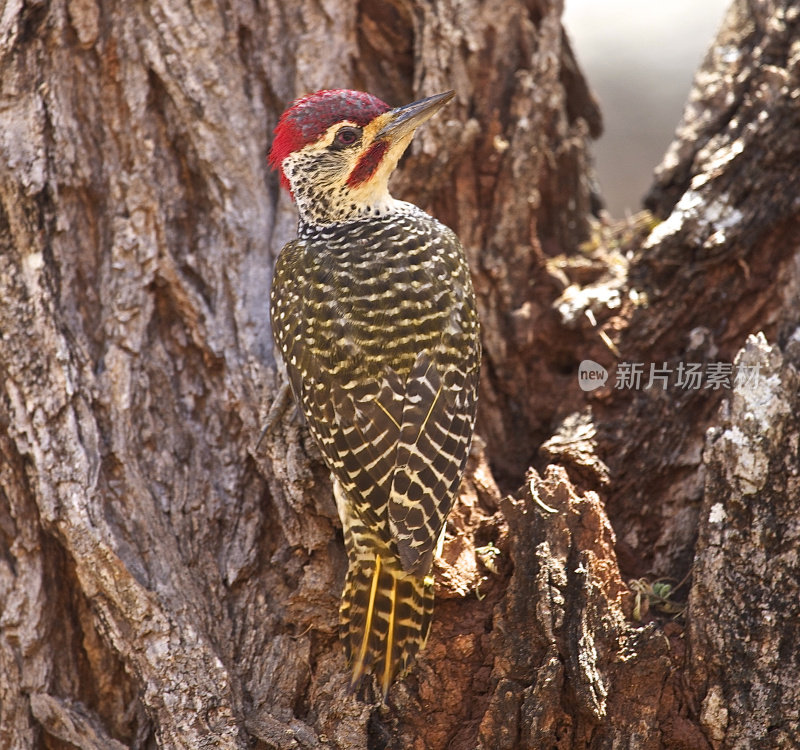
[268,89,480,697]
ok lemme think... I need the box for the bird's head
[269,89,455,227]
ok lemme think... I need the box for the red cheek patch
[346,140,389,188]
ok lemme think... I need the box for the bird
[267,88,481,697]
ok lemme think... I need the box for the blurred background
[563,0,730,217]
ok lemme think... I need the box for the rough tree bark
[1,0,798,749]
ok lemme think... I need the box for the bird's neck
[294,181,408,230]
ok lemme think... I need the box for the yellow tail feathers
[339,553,434,697]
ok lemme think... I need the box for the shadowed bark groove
[1,0,798,748]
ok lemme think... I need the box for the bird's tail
[339,552,434,697]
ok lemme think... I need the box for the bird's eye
[331,126,362,149]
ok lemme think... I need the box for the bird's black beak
[373,90,455,142]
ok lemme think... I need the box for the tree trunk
[1,0,797,748]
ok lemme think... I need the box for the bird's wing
[322,351,476,575]
[301,348,477,567]
[325,368,406,525]
[387,351,478,574]
[270,241,404,526]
